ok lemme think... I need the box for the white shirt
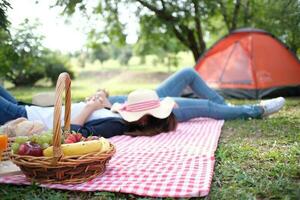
[25,102,121,129]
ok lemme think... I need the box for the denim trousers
[0,86,27,125]
[109,67,263,122]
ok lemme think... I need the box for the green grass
[1,58,299,199]
[211,99,300,199]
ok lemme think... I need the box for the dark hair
[125,113,178,137]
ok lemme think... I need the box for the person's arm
[85,90,112,109]
[71,97,104,126]
[71,118,127,138]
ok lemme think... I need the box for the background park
[0,0,299,199]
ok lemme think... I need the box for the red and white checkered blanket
[0,118,224,198]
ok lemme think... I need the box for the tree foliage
[89,45,110,65]
[118,45,133,66]
[43,50,74,86]
[0,0,10,31]
[4,20,46,86]
[86,31,110,64]
[56,0,300,61]
[0,19,74,86]
[16,0,300,64]
[250,0,300,54]
[0,30,15,77]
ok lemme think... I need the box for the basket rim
[10,143,116,167]
[10,143,116,160]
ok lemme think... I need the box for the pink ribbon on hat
[120,100,161,112]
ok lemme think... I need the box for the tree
[89,46,110,65]
[0,0,11,85]
[118,46,133,66]
[251,0,300,55]
[1,18,75,86]
[43,50,74,86]
[218,0,300,55]
[0,30,15,77]
[55,0,300,62]
[86,32,110,65]
[0,0,10,31]
[55,0,214,61]
[5,19,46,86]
[134,14,186,57]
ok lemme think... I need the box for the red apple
[18,142,43,157]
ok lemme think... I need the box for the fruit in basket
[37,134,51,145]
[11,143,20,154]
[43,138,110,157]
[15,136,29,144]
[74,133,83,141]
[41,143,50,149]
[64,132,84,144]
[100,137,110,151]
[64,134,77,144]
[18,141,43,156]
[13,132,54,155]
[31,133,53,146]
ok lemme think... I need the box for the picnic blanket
[0,118,224,198]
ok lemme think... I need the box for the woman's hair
[125,113,178,137]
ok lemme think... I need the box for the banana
[43,138,110,157]
[99,137,111,152]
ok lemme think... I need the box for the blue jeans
[0,86,27,125]
[109,67,263,121]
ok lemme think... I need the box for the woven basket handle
[52,73,71,161]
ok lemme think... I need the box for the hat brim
[111,97,175,122]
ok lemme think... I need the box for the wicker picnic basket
[10,72,116,184]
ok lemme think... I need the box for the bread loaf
[1,117,27,137]
[1,118,46,137]
[15,121,45,136]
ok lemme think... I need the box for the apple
[18,142,43,157]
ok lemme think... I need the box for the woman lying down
[0,68,285,138]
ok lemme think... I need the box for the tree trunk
[218,0,241,32]
[136,0,205,62]
[243,0,251,26]
[190,46,201,62]
[230,0,241,31]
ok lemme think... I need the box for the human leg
[171,97,263,122]
[0,97,27,125]
[0,86,18,104]
[156,67,225,104]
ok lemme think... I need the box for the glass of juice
[0,132,8,162]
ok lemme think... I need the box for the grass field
[1,55,299,199]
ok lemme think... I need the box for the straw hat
[111,89,175,122]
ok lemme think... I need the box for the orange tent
[195,28,300,99]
